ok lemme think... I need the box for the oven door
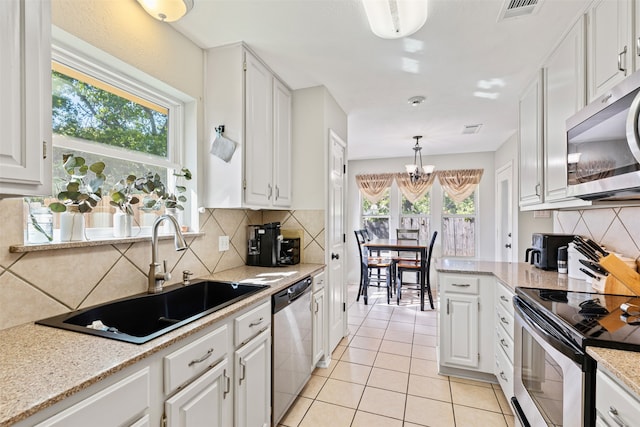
[513,298,594,427]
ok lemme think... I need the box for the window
[48,42,188,235]
[400,192,431,239]
[441,191,476,257]
[361,189,390,238]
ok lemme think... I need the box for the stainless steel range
[512,288,640,427]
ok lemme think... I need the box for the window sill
[9,232,204,253]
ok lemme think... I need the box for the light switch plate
[219,236,230,251]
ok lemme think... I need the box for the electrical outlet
[219,235,230,251]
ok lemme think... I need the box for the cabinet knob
[505,243,511,249]
[331,253,340,260]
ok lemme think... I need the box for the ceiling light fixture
[136,0,194,22]
[408,95,426,106]
[405,136,435,182]
[362,0,428,39]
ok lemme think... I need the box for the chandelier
[405,136,434,183]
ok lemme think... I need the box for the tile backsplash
[554,206,640,260]
[0,198,325,330]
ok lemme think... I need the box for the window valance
[394,172,436,203]
[355,173,395,202]
[437,169,484,203]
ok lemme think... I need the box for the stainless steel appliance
[272,277,313,425]
[524,233,574,270]
[566,69,640,200]
[247,222,282,267]
[512,288,640,427]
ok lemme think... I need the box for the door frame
[495,161,515,262]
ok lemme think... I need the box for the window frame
[399,191,432,240]
[360,189,391,239]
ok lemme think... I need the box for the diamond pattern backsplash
[0,198,325,330]
[555,206,640,260]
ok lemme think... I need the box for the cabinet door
[272,78,292,207]
[244,51,273,207]
[165,359,231,427]
[587,0,632,101]
[519,72,544,207]
[0,0,52,197]
[235,329,271,427]
[312,289,325,366]
[441,293,479,369]
[544,17,586,202]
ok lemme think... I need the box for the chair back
[426,230,438,270]
[396,228,420,259]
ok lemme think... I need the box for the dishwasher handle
[272,276,312,313]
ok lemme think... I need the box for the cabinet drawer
[164,324,228,394]
[441,275,479,294]
[313,271,325,292]
[495,341,514,399]
[495,324,514,364]
[596,369,640,426]
[35,368,149,427]
[235,301,271,346]
[496,302,514,340]
[496,283,514,315]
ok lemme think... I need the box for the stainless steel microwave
[566,71,640,200]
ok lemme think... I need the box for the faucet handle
[163,260,171,281]
[182,270,193,285]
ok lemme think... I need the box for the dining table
[363,238,434,311]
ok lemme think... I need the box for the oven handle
[514,297,585,366]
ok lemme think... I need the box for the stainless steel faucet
[148,214,188,293]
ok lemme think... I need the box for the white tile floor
[278,283,515,427]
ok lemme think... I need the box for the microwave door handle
[625,89,640,164]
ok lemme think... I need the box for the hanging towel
[210,133,237,162]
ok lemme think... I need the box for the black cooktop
[516,287,640,352]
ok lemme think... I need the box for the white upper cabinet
[0,0,52,197]
[587,0,633,101]
[519,72,544,208]
[543,16,586,202]
[204,43,292,209]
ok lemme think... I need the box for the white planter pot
[60,210,86,242]
[113,212,133,237]
[163,208,183,233]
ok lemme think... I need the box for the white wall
[346,152,496,285]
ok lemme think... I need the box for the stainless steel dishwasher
[272,276,313,425]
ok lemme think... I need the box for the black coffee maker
[247,222,282,267]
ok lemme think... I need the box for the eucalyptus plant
[135,167,192,211]
[49,154,106,213]
[109,174,140,216]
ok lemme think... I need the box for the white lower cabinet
[494,282,515,400]
[312,288,325,366]
[20,298,273,427]
[234,329,271,427]
[165,359,231,427]
[34,367,150,427]
[438,273,495,378]
[596,366,640,427]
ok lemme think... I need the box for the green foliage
[110,174,140,215]
[442,192,476,215]
[361,190,390,215]
[49,154,106,213]
[134,167,192,211]
[401,193,430,215]
[52,70,168,157]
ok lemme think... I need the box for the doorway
[495,161,514,262]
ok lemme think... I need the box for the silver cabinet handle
[618,46,628,73]
[608,406,628,427]
[188,348,214,367]
[223,369,230,398]
[249,317,264,327]
[446,298,450,314]
[500,338,509,349]
[500,295,509,302]
[275,186,280,200]
[267,184,273,199]
[637,37,640,57]
[500,371,508,381]
[499,316,509,325]
[239,359,246,384]
[535,183,541,196]
[452,283,470,287]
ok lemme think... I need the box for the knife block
[601,254,640,296]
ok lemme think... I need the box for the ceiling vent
[462,124,483,135]
[497,0,543,21]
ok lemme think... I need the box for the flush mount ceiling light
[408,95,426,106]
[362,0,428,39]
[136,0,194,22]
[405,136,435,182]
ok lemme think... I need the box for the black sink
[36,281,269,344]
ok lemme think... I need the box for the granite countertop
[437,258,640,401]
[0,263,325,427]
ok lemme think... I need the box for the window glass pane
[362,190,390,215]
[442,192,476,215]
[401,193,430,215]
[362,189,390,238]
[52,63,168,158]
[400,192,430,239]
[363,218,389,239]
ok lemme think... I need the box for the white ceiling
[171,0,590,161]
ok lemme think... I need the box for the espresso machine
[247,222,282,267]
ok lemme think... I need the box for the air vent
[498,0,543,21]
[462,124,483,135]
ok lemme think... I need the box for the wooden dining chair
[394,229,422,304]
[421,231,438,310]
[354,230,393,304]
